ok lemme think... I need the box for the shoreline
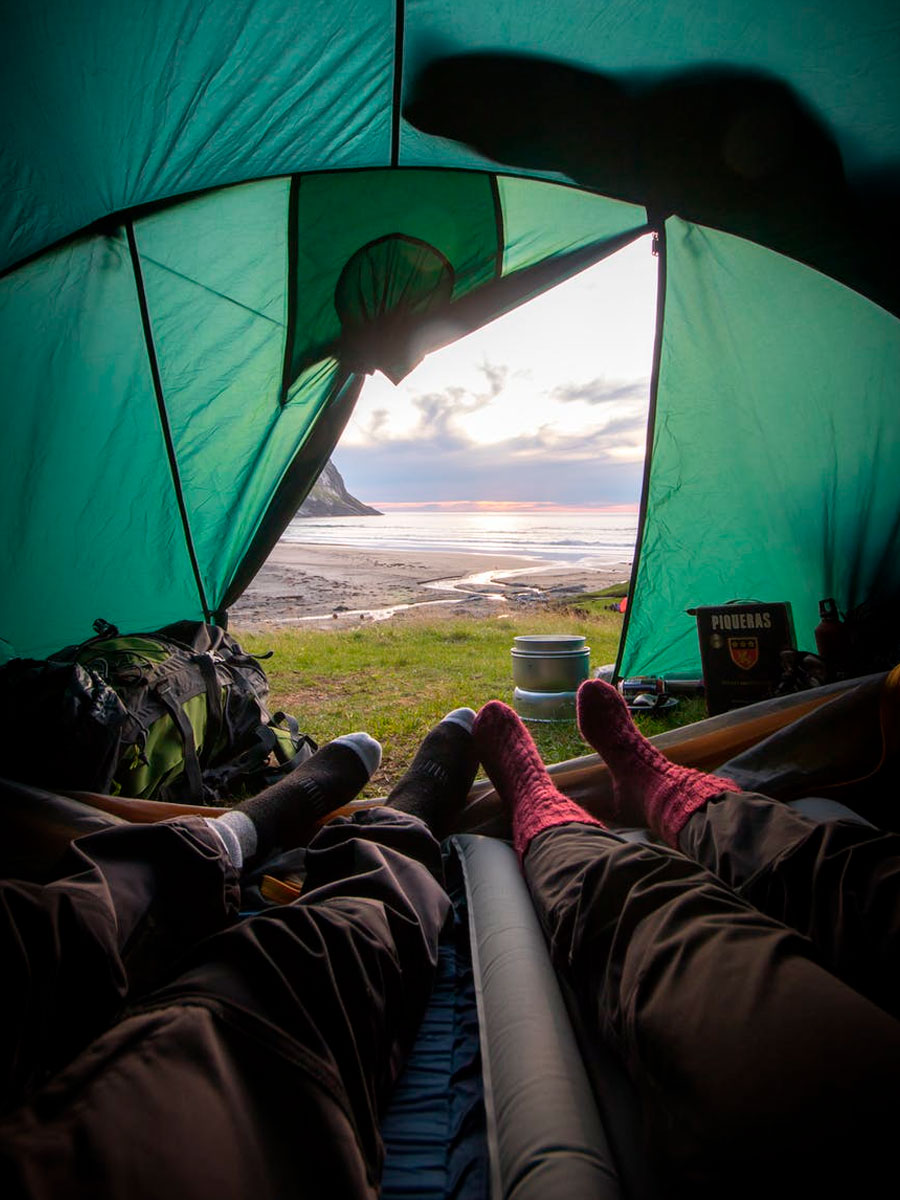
[230,541,631,628]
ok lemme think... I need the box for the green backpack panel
[0,621,316,804]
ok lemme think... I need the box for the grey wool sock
[386,710,478,838]
[215,733,382,862]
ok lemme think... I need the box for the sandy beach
[230,541,631,628]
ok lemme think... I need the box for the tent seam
[138,254,283,327]
[0,168,647,283]
[279,175,301,404]
[489,176,504,279]
[125,220,212,622]
[391,0,405,167]
[219,370,364,611]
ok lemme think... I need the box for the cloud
[411,388,492,441]
[358,363,509,444]
[367,408,390,436]
[552,378,649,406]
[412,361,511,430]
[340,349,650,505]
[333,412,647,507]
[598,413,648,438]
[478,361,509,398]
[355,406,645,465]
[336,440,644,506]
[485,413,647,459]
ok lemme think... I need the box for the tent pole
[125,221,212,622]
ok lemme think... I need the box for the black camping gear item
[0,620,316,804]
[689,602,796,715]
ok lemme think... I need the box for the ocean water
[281,510,638,567]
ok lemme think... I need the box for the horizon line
[365,500,640,514]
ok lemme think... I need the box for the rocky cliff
[297,460,382,517]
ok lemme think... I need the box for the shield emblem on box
[728,637,759,671]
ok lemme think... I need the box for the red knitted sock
[576,679,740,844]
[473,700,603,861]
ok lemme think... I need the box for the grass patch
[559,586,628,619]
[236,607,705,796]
[591,583,630,598]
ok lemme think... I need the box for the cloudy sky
[332,235,658,511]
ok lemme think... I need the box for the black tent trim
[391,0,406,168]
[279,175,302,405]
[219,371,365,615]
[125,220,212,623]
[489,175,505,280]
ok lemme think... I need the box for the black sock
[387,710,478,838]
[227,733,381,858]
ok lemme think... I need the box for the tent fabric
[618,218,900,679]
[3,2,897,272]
[136,178,295,612]
[286,171,502,384]
[0,233,205,658]
[1,170,644,660]
[1,2,898,671]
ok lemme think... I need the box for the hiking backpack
[0,620,316,804]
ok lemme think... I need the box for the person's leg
[214,731,382,865]
[679,792,900,1018]
[382,707,479,839]
[576,679,900,1017]
[0,734,381,1115]
[573,679,742,842]
[0,714,479,1199]
[474,700,900,1197]
[0,816,238,1116]
[525,825,900,1197]
[0,1001,384,1200]
[136,711,478,1181]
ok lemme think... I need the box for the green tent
[2,2,898,678]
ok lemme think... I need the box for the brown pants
[524,794,900,1197]
[0,809,449,1198]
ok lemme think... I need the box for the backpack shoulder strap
[155,679,204,799]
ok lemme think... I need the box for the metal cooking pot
[511,635,590,721]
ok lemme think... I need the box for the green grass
[560,585,629,618]
[236,608,705,797]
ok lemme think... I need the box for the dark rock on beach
[297,460,382,518]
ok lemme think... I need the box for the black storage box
[689,602,796,715]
